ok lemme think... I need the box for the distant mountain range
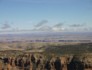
[0,32,92,43]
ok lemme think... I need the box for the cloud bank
[1,23,11,29]
[70,23,86,27]
[0,20,90,33]
[34,20,48,27]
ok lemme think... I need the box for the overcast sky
[0,0,92,33]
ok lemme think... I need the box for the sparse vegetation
[0,43,92,70]
[43,43,92,55]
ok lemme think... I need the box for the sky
[0,0,92,33]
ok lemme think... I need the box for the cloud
[52,27,65,31]
[32,22,66,32]
[34,20,48,27]
[37,26,52,31]
[1,23,11,29]
[70,23,86,27]
[52,23,64,31]
[53,23,63,28]
[32,25,52,31]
